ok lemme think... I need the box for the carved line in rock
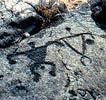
[7,32,101,70]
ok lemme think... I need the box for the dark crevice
[49,64,56,77]
[65,27,71,33]
[85,39,95,45]
[65,73,70,88]
[15,85,28,93]
[33,72,41,82]
[0,75,4,80]
[68,90,77,97]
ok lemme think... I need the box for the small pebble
[23,32,30,38]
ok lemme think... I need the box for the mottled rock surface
[0,0,106,100]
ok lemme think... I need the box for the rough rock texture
[89,0,106,30]
[0,0,106,100]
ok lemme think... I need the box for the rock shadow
[90,0,106,31]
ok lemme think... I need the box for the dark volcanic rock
[0,29,23,48]
[89,0,106,29]
[9,15,44,34]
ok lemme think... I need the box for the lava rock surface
[0,0,106,100]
